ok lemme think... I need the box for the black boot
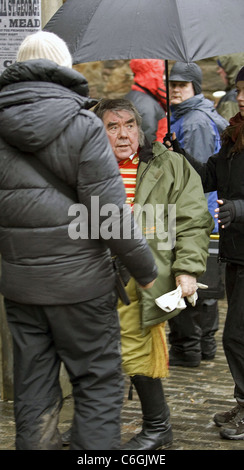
[122,375,173,450]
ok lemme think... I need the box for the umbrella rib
[70,1,104,59]
[174,0,190,63]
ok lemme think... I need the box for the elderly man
[94,98,214,450]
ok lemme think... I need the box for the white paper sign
[0,0,41,73]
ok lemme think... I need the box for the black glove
[163,133,186,156]
[163,133,173,149]
[218,199,236,228]
[172,139,187,156]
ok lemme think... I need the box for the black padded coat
[0,59,157,305]
[185,141,244,265]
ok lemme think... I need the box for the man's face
[169,81,195,104]
[102,109,139,162]
[236,81,244,117]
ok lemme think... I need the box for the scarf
[222,112,244,153]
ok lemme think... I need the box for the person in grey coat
[168,62,228,367]
[0,31,157,450]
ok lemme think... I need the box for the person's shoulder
[153,141,185,166]
[152,142,197,186]
[184,105,209,121]
[77,108,104,126]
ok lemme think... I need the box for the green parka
[133,141,214,328]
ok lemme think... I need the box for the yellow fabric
[118,277,169,378]
[149,323,169,378]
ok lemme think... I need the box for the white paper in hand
[155,283,208,312]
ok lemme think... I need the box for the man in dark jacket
[168,62,228,367]
[0,31,157,450]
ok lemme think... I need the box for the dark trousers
[224,263,244,401]
[168,299,219,361]
[5,290,123,450]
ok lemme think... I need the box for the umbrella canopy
[44,0,244,136]
[44,0,244,64]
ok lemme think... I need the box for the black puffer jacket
[184,141,244,265]
[0,59,157,305]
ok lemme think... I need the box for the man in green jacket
[94,98,214,450]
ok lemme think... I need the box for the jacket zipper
[137,156,156,189]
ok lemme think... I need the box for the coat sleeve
[234,200,244,223]
[170,153,215,278]
[182,150,219,193]
[75,113,158,285]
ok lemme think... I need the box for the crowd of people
[0,30,244,450]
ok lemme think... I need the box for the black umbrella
[44,0,244,136]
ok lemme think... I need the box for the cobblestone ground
[120,298,244,451]
[1,298,244,451]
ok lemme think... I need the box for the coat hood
[0,59,96,153]
[169,61,202,95]
[129,58,166,100]
[217,53,244,89]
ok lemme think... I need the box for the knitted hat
[169,62,202,95]
[235,66,244,83]
[16,31,72,68]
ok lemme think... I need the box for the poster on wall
[0,0,41,73]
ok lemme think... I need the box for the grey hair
[93,98,145,147]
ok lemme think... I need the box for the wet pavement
[1,297,244,453]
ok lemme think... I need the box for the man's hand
[215,199,236,229]
[175,274,197,297]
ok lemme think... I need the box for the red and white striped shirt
[118,153,139,209]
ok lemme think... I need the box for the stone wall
[74,57,225,105]
[42,0,63,28]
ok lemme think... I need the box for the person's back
[0,60,117,305]
[0,31,157,450]
[125,58,167,143]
